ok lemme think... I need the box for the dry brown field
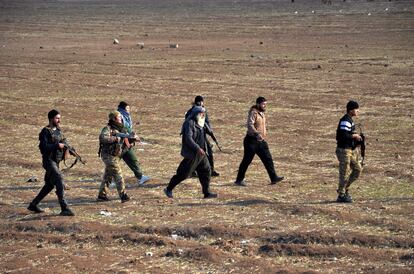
[0,0,413,273]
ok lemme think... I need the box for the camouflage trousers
[99,152,125,197]
[336,147,363,195]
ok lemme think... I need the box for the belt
[337,146,355,150]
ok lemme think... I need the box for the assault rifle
[114,132,139,148]
[62,142,86,171]
[208,132,222,152]
[355,124,366,166]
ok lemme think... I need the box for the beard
[197,115,205,128]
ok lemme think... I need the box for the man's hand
[197,148,206,156]
[58,143,65,149]
[352,134,362,142]
[133,134,141,143]
[257,134,264,142]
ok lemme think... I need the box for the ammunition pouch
[109,142,122,156]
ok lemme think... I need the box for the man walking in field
[97,111,132,203]
[117,101,150,185]
[164,106,218,199]
[234,97,284,186]
[185,96,220,177]
[27,109,75,216]
[335,100,363,203]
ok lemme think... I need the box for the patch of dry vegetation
[0,0,413,273]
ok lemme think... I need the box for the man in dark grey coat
[164,106,218,199]
[185,95,219,177]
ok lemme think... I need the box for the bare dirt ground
[0,0,413,273]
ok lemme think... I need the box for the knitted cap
[109,110,121,120]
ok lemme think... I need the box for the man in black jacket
[185,96,219,177]
[335,100,363,203]
[27,109,74,216]
[164,106,217,199]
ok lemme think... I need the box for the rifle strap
[98,143,103,157]
[62,157,78,172]
[124,137,131,148]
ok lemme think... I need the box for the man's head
[256,96,267,112]
[118,101,130,113]
[346,100,360,117]
[190,106,206,127]
[48,109,61,127]
[109,110,122,124]
[194,95,204,107]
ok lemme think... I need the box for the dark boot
[97,194,109,202]
[27,202,44,213]
[271,176,284,184]
[204,192,218,199]
[345,191,353,202]
[337,193,352,203]
[234,180,247,186]
[164,188,173,198]
[60,207,75,216]
[120,192,130,203]
[58,197,74,216]
[211,171,220,177]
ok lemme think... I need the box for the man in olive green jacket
[98,111,132,202]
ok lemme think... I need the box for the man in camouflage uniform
[97,111,132,202]
[335,100,363,203]
[27,109,74,216]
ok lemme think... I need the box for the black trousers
[236,135,278,183]
[206,140,215,172]
[31,159,68,209]
[167,153,211,195]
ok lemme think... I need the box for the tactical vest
[40,126,66,161]
[99,126,122,157]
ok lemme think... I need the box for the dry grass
[0,0,413,273]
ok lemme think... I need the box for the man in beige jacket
[235,97,284,186]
